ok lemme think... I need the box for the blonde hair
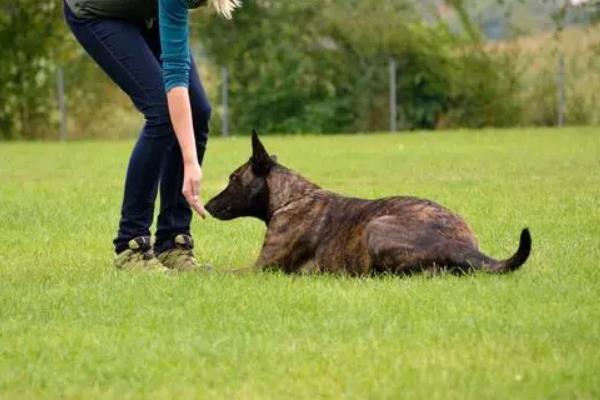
[211,0,242,19]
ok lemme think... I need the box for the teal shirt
[159,0,192,91]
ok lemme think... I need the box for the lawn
[0,128,599,399]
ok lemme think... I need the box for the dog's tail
[457,228,531,274]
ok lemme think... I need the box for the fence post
[389,56,397,133]
[56,66,67,141]
[557,52,566,128]
[221,66,229,137]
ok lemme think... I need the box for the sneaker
[114,236,169,273]
[156,234,213,272]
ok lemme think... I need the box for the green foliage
[508,24,600,127]
[0,1,66,139]
[197,0,522,134]
[1,129,599,397]
[1,0,597,139]
[0,1,142,140]
[443,47,522,128]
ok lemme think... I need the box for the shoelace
[124,248,154,262]
[141,249,155,261]
[175,247,196,261]
[127,237,155,261]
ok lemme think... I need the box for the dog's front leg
[227,230,297,275]
[227,248,282,276]
[225,253,277,276]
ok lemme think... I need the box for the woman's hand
[182,160,207,218]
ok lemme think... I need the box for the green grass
[1,128,599,399]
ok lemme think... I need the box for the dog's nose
[205,199,215,214]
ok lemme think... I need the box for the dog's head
[205,130,276,221]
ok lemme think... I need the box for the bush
[196,0,523,134]
[0,1,65,139]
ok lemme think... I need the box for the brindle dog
[205,131,531,275]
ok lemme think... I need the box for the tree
[195,0,521,133]
[0,0,68,139]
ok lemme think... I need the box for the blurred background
[1,0,599,140]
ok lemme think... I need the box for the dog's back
[269,190,480,275]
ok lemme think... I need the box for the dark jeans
[64,2,211,254]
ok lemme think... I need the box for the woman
[63,0,241,272]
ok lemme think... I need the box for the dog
[205,131,531,275]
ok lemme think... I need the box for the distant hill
[416,0,597,40]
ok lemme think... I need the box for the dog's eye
[230,175,239,182]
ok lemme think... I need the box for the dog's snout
[204,195,232,220]
[205,199,215,214]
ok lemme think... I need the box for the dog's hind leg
[364,216,455,274]
[366,216,531,275]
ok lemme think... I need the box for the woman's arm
[159,0,206,217]
[167,88,206,217]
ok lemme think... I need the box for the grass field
[1,128,599,399]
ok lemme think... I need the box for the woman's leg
[154,58,211,254]
[64,3,177,254]
[131,23,212,254]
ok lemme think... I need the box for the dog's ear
[251,129,273,175]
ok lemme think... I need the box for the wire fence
[52,53,577,141]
